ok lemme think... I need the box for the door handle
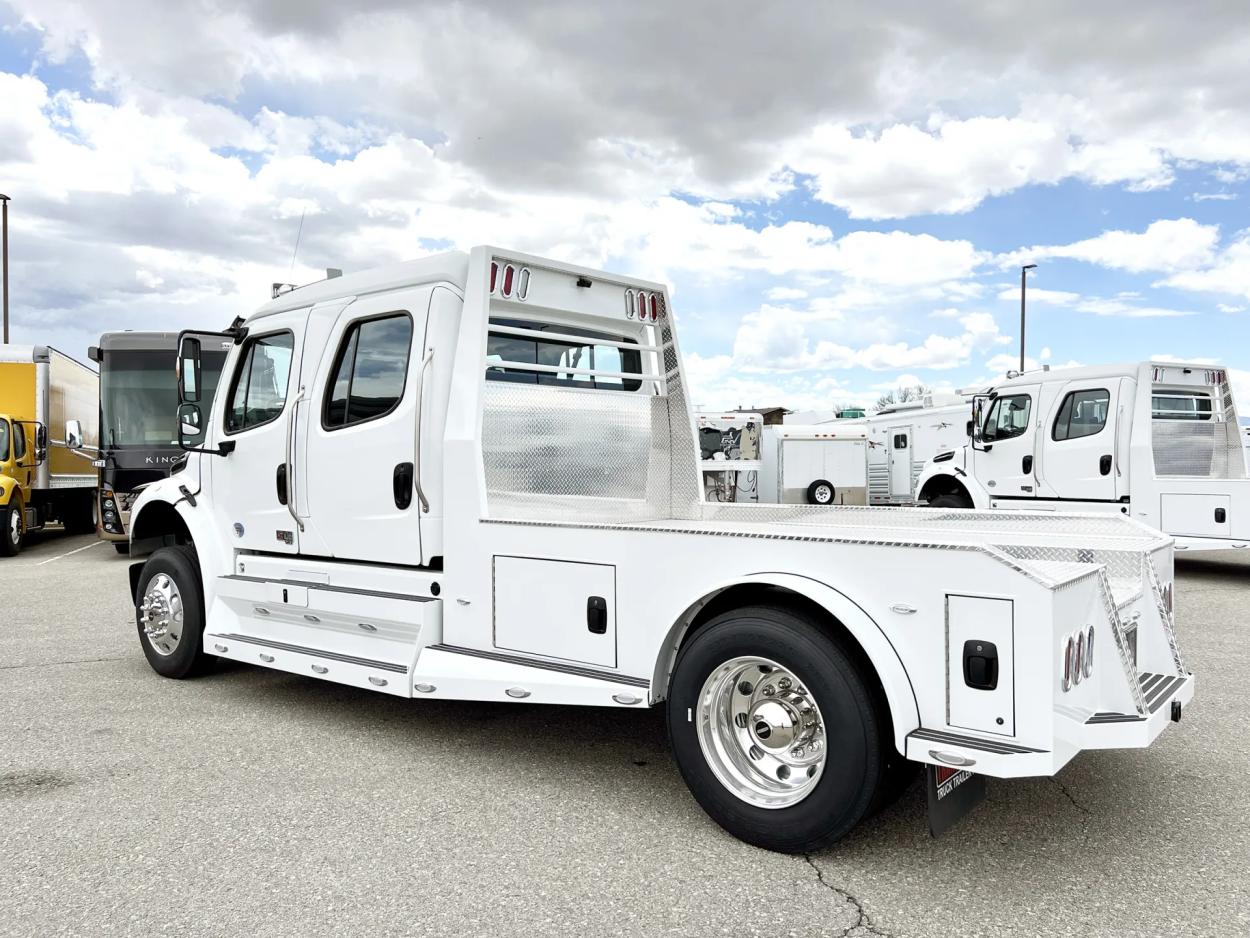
[1099,454,1112,476]
[276,464,288,505]
[393,462,414,510]
[1215,507,1227,524]
[1021,455,1033,474]
[586,596,608,634]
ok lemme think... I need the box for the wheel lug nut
[778,677,792,690]
[761,684,775,697]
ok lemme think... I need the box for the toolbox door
[493,556,616,668]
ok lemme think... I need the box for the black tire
[928,492,972,509]
[667,605,889,853]
[62,492,97,535]
[806,479,836,505]
[135,545,211,679]
[114,542,131,555]
[0,501,24,557]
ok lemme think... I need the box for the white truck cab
[916,362,1250,552]
[126,250,1193,852]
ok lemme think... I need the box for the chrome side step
[210,632,408,673]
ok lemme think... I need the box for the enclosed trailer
[865,398,973,505]
[758,424,869,505]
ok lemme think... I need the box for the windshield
[101,347,226,448]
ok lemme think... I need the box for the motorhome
[915,362,1250,552]
[0,345,98,556]
[865,397,973,506]
[126,249,1191,852]
[89,332,229,552]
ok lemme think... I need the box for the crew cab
[125,249,1193,852]
[916,362,1250,553]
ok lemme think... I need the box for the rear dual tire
[667,604,892,853]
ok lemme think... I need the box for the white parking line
[36,540,105,566]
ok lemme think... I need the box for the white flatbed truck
[916,362,1250,553]
[127,249,1193,851]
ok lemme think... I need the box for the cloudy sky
[2,1,1250,410]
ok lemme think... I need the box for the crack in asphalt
[0,655,128,672]
[1049,776,1092,815]
[803,854,892,937]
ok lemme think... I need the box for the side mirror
[178,403,203,447]
[970,396,991,451]
[66,419,84,450]
[35,423,47,464]
[178,336,203,403]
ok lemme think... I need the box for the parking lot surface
[2,527,1249,937]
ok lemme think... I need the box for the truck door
[1039,381,1118,501]
[887,426,912,499]
[301,291,428,565]
[210,309,307,554]
[973,385,1039,499]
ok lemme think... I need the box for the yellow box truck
[0,345,99,556]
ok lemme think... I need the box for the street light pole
[1019,263,1037,372]
[1,194,9,345]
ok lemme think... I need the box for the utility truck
[0,345,98,556]
[915,362,1250,552]
[88,332,229,551]
[126,250,1193,852]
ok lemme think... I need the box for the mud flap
[129,561,145,604]
[926,764,986,837]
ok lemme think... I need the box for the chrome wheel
[139,573,185,657]
[7,508,20,546]
[696,656,826,809]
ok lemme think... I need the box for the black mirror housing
[178,336,203,403]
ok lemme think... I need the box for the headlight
[104,498,115,510]
[103,510,116,522]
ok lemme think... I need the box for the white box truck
[915,362,1250,553]
[126,249,1192,852]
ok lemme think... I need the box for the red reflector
[502,264,515,297]
[490,262,498,294]
[649,294,659,321]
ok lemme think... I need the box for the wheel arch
[916,471,974,507]
[130,498,196,558]
[652,574,920,753]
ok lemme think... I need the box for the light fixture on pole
[1,193,9,345]
[1019,263,1037,373]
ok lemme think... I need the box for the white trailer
[758,424,868,505]
[865,398,972,506]
[915,362,1250,552]
[696,411,762,503]
[126,249,1192,852]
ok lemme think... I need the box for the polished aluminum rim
[139,573,185,657]
[696,656,826,809]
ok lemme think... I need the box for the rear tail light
[490,261,498,294]
[1083,626,1095,679]
[516,267,530,300]
[625,289,636,319]
[490,262,530,301]
[1062,636,1073,692]
[1073,632,1084,685]
[502,264,516,297]
[649,293,658,322]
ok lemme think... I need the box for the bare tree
[875,384,931,411]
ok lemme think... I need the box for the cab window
[1152,391,1212,421]
[12,423,27,461]
[225,332,294,434]
[323,313,413,429]
[0,419,8,462]
[982,394,1031,441]
[485,318,642,391]
[1053,389,1110,441]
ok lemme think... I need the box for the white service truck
[915,362,1250,553]
[126,249,1193,852]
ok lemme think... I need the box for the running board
[206,632,411,698]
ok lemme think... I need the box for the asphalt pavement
[2,527,1248,937]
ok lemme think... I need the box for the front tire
[667,604,888,853]
[0,500,24,557]
[135,545,211,678]
[927,492,972,509]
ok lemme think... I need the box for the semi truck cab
[126,250,1193,852]
[916,362,1250,551]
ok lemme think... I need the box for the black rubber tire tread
[62,492,97,535]
[667,604,888,853]
[135,545,211,679]
[928,492,973,509]
[805,479,836,505]
[0,502,23,557]
[114,542,131,555]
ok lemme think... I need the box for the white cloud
[766,286,808,301]
[1162,235,1250,301]
[1000,218,1220,274]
